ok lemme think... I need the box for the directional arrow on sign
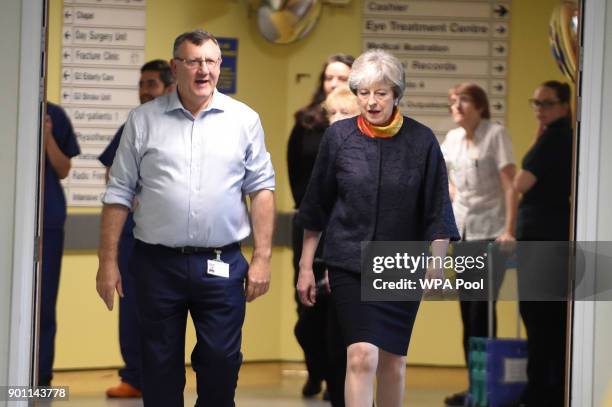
[493,64,505,73]
[496,25,507,35]
[130,52,140,64]
[63,51,70,60]
[63,70,71,80]
[494,45,505,54]
[62,92,70,100]
[494,4,509,18]
[64,10,72,18]
[64,31,71,40]
[494,83,504,92]
[493,102,504,111]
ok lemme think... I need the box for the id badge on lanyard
[207,249,229,278]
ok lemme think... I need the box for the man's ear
[170,58,178,77]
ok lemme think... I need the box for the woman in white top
[441,82,517,407]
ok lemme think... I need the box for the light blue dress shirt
[103,90,275,247]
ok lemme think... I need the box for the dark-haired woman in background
[511,81,574,407]
[287,53,354,404]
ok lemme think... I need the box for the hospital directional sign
[362,0,510,138]
[61,0,147,206]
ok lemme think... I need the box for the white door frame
[572,0,607,405]
[1,0,610,404]
[7,0,46,394]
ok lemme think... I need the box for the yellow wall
[49,0,569,369]
[55,247,295,369]
[506,0,569,160]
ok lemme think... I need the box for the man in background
[98,59,175,398]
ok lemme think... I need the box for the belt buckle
[180,246,193,254]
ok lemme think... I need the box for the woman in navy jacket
[297,49,459,407]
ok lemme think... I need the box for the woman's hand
[496,231,515,243]
[424,266,445,284]
[496,231,516,253]
[297,265,317,306]
[298,229,323,306]
[423,265,448,299]
[423,239,450,297]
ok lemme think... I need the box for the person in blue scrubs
[98,59,175,398]
[40,102,80,386]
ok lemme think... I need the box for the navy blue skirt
[328,267,420,356]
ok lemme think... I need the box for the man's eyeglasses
[529,99,561,109]
[175,57,220,70]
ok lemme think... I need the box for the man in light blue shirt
[96,30,275,407]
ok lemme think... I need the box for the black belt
[139,241,240,255]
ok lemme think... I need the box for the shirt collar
[165,88,226,116]
[460,118,489,142]
[474,119,489,140]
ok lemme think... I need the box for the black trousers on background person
[455,241,508,362]
[292,215,346,406]
[293,284,329,392]
[325,301,347,407]
[294,294,347,406]
[459,301,498,362]
[516,242,569,407]
[445,241,508,407]
[116,233,142,390]
[518,301,566,407]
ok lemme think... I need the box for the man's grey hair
[172,29,221,58]
[348,49,405,104]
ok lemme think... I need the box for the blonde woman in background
[324,85,360,124]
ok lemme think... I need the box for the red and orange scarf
[357,108,404,139]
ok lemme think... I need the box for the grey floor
[34,363,466,406]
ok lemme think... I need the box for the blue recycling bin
[468,337,528,407]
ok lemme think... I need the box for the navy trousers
[132,241,247,407]
[117,234,141,389]
[39,228,64,386]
